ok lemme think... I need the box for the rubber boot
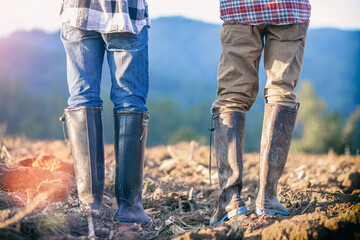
[113,111,151,225]
[210,111,248,227]
[63,106,105,210]
[255,104,298,216]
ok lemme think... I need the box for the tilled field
[0,137,359,239]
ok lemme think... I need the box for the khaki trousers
[212,20,309,114]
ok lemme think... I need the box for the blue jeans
[61,24,149,112]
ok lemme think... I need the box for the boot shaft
[260,104,298,160]
[257,103,297,206]
[210,111,247,226]
[113,111,149,202]
[213,111,246,191]
[113,111,150,224]
[64,106,105,208]
[65,106,105,165]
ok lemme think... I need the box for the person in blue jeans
[59,0,151,225]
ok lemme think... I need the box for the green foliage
[292,81,360,154]
[1,77,358,155]
[244,109,263,152]
[145,98,209,146]
[0,76,262,153]
[341,106,360,154]
[169,126,198,144]
[146,98,183,146]
[0,78,67,140]
[146,97,263,151]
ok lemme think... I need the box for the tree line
[0,78,359,155]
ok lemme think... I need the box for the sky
[0,0,359,37]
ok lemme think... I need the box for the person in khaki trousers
[210,0,311,227]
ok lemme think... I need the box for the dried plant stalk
[87,215,96,240]
[0,189,54,228]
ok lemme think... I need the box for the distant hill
[0,17,359,116]
[301,28,360,115]
[0,17,359,149]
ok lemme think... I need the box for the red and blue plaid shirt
[220,0,311,25]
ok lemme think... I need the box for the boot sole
[255,208,289,216]
[113,211,151,226]
[113,217,151,226]
[214,206,248,227]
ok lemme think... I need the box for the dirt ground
[0,137,359,239]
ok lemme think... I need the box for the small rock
[337,171,360,193]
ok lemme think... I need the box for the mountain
[1,17,359,114]
[0,29,67,94]
[301,28,360,115]
[0,17,359,148]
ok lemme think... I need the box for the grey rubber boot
[210,111,248,227]
[255,104,298,216]
[63,106,105,211]
[113,111,151,225]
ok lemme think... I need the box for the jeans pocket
[61,23,88,41]
[104,32,142,51]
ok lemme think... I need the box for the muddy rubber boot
[255,104,298,216]
[113,111,151,225]
[210,111,248,227]
[63,106,105,211]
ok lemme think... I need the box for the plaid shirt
[220,0,311,25]
[60,0,150,34]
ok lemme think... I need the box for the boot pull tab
[140,113,150,140]
[59,114,68,143]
